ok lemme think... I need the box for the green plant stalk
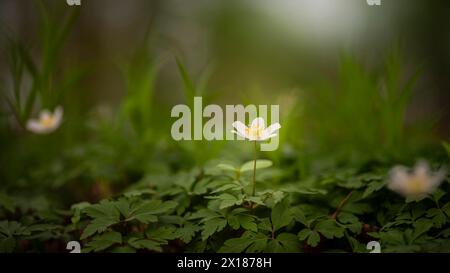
[252,140,257,196]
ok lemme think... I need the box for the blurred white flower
[232,117,281,141]
[26,106,63,134]
[388,161,447,200]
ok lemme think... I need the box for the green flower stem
[252,140,257,196]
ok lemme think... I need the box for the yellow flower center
[40,115,56,128]
[406,177,427,195]
[246,125,264,139]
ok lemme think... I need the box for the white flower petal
[53,106,64,124]
[388,166,409,191]
[40,109,52,120]
[413,161,430,178]
[232,121,248,135]
[26,120,41,132]
[250,117,265,129]
[52,107,63,130]
[26,120,51,134]
[429,169,447,188]
[231,129,247,139]
[263,123,281,136]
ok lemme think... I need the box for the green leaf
[373,230,405,245]
[218,236,253,253]
[127,200,177,224]
[0,221,30,237]
[337,212,362,234]
[240,160,273,173]
[442,202,450,218]
[412,218,433,241]
[362,180,386,198]
[201,218,227,241]
[81,202,120,239]
[426,208,447,228]
[218,231,268,253]
[290,207,308,226]
[346,235,367,253]
[315,219,345,239]
[146,226,178,242]
[176,222,201,243]
[212,193,243,209]
[227,209,257,232]
[128,237,162,252]
[111,246,137,253]
[211,184,241,194]
[297,229,320,247]
[281,185,327,195]
[271,198,293,231]
[238,215,258,232]
[443,142,450,159]
[84,231,122,252]
[266,233,300,253]
[70,202,91,224]
[255,190,285,208]
[217,163,238,172]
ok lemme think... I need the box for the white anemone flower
[231,117,281,141]
[388,161,447,201]
[26,106,63,134]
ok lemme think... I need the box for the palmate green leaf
[201,218,227,241]
[254,190,285,208]
[190,208,222,221]
[362,180,386,199]
[315,219,345,239]
[70,202,91,224]
[412,218,433,241]
[0,221,30,237]
[369,230,404,245]
[207,193,243,209]
[240,160,273,173]
[211,183,241,194]
[290,207,308,226]
[227,208,258,232]
[297,229,320,247]
[146,226,178,242]
[426,208,447,228]
[176,222,202,243]
[218,231,268,253]
[128,237,162,252]
[337,212,362,234]
[81,202,121,239]
[0,221,25,253]
[126,200,177,224]
[84,231,122,253]
[193,207,232,240]
[265,233,300,253]
[346,234,367,253]
[271,198,293,231]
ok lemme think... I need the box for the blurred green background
[0,0,449,206]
